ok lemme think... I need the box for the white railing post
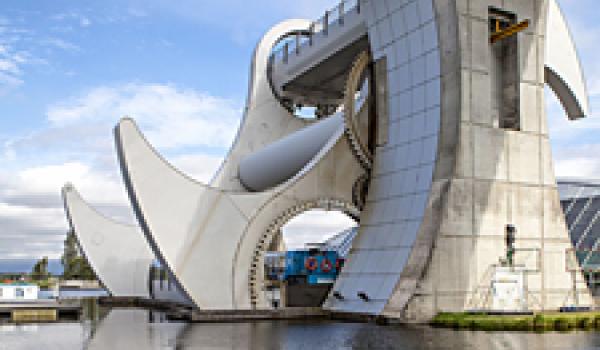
[339,2,345,25]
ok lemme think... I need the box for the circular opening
[281,209,357,249]
[263,209,358,308]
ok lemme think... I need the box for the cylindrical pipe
[239,113,343,192]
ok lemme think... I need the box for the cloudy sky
[0,0,597,260]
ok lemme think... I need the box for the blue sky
[0,0,597,259]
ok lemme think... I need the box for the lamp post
[506,224,516,268]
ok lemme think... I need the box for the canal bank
[431,312,600,332]
[3,307,600,350]
[98,297,600,332]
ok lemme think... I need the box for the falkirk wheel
[63,0,593,321]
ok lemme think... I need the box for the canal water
[1,307,600,349]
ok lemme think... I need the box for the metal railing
[270,0,361,65]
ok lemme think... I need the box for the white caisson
[62,184,153,298]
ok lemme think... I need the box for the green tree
[61,230,96,280]
[31,256,49,281]
[66,257,96,280]
[61,230,79,269]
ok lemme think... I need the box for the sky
[0,0,597,260]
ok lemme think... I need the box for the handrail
[270,0,361,65]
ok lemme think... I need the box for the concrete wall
[394,0,592,321]
[327,0,592,321]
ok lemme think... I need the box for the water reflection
[86,309,185,349]
[2,308,600,350]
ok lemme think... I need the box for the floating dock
[0,301,81,323]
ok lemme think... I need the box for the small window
[489,7,521,130]
[16,288,24,298]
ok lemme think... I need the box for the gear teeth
[247,200,359,309]
[343,50,373,170]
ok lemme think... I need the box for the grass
[431,312,600,332]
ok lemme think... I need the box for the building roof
[0,281,37,287]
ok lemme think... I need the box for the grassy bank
[431,312,600,332]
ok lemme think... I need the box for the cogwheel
[343,50,373,170]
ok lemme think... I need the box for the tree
[31,256,49,280]
[67,257,96,280]
[61,230,79,268]
[61,230,96,280]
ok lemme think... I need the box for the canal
[1,306,600,349]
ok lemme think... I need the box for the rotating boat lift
[63,0,593,320]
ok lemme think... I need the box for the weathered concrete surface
[386,0,593,322]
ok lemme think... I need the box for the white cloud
[41,37,80,52]
[50,11,92,28]
[0,83,238,259]
[47,83,241,149]
[282,210,357,249]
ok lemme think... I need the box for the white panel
[327,0,442,316]
[377,276,399,300]
[418,0,435,24]
[401,168,419,194]
[364,251,381,273]
[397,116,411,145]
[394,145,410,171]
[425,49,441,79]
[370,226,385,250]
[384,45,398,71]
[389,95,401,121]
[375,250,396,272]
[378,18,394,48]
[395,37,410,66]
[361,275,384,298]
[374,0,389,22]
[391,8,406,39]
[398,90,413,118]
[408,30,424,59]
[407,140,423,168]
[411,85,426,113]
[339,275,356,299]
[410,112,426,141]
[389,249,411,274]
[411,56,426,86]
[389,172,403,198]
[396,196,411,221]
[425,79,441,109]
[397,63,411,93]
[383,197,399,223]
[362,0,377,27]
[416,163,435,191]
[404,2,420,32]
[385,222,407,247]
[388,0,403,14]
[403,221,420,244]
[425,106,441,136]
[369,29,382,55]
[411,192,428,219]
[421,136,438,164]
[384,145,398,170]
[422,20,438,52]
